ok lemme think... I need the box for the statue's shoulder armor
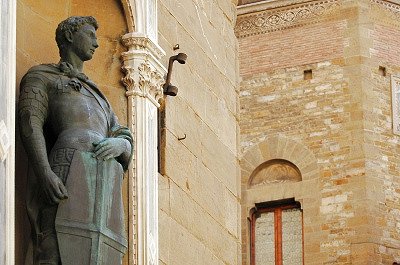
[19,64,61,111]
[23,64,61,81]
[20,64,64,95]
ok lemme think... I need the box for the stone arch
[120,0,136,32]
[240,136,320,265]
[241,135,318,188]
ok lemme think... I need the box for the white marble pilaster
[0,0,16,264]
[132,0,158,43]
[121,32,166,265]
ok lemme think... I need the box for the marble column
[121,33,166,265]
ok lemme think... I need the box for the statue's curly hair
[55,16,98,55]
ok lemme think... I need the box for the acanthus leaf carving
[121,62,164,105]
[138,62,164,104]
[121,65,136,94]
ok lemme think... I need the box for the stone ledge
[235,0,341,38]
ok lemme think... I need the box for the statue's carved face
[69,24,99,61]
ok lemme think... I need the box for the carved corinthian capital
[121,32,166,107]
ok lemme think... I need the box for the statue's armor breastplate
[47,75,109,152]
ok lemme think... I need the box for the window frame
[250,199,304,265]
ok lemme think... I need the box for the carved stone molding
[372,0,400,20]
[235,0,340,38]
[133,0,158,43]
[122,32,165,60]
[1,1,16,265]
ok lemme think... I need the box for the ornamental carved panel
[249,159,302,187]
[235,0,340,38]
[372,0,400,20]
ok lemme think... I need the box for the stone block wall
[362,1,400,263]
[157,0,241,264]
[237,0,400,264]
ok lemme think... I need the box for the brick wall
[371,24,400,65]
[239,20,346,78]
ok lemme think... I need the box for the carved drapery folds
[121,32,166,265]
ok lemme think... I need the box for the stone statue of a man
[19,16,132,265]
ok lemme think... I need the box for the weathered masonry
[237,0,400,264]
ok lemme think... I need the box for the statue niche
[18,16,132,265]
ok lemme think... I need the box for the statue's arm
[92,112,133,170]
[19,73,68,203]
[109,113,133,170]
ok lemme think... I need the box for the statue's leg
[36,205,61,265]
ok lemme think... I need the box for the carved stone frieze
[371,0,400,21]
[235,0,340,38]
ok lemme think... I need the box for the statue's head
[56,16,99,61]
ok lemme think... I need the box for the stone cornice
[238,0,313,15]
[372,0,400,19]
[122,32,165,60]
[235,0,340,38]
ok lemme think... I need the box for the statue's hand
[41,169,69,205]
[92,138,128,161]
